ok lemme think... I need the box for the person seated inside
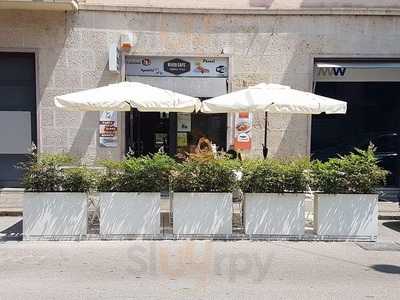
[227,144,242,161]
[196,137,213,154]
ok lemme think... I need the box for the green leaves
[311,147,388,194]
[20,153,96,192]
[240,159,310,193]
[96,160,124,192]
[20,146,387,195]
[171,158,237,193]
[63,167,97,193]
[97,154,176,192]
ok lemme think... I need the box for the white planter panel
[99,193,160,235]
[23,193,87,238]
[244,193,305,235]
[173,193,232,235]
[314,194,378,238]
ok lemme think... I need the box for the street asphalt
[0,203,399,300]
[0,239,399,299]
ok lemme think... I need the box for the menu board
[99,111,118,148]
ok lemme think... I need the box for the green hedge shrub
[21,153,73,192]
[97,154,176,192]
[96,160,124,192]
[240,158,311,193]
[311,147,388,194]
[63,167,97,193]
[20,153,96,192]
[171,157,238,193]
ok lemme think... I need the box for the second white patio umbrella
[201,83,346,114]
[201,83,347,157]
[54,81,201,113]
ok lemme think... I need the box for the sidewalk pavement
[378,202,400,243]
[378,201,400,219]
[0,203,399,299]
[0,188,23,216]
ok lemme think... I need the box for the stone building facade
[1,1,400,186]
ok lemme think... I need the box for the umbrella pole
[129,107,134,155]
[263,112,268,159]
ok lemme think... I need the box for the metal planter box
[244,193,305,236]
[99,192,160,235]
[23,193,87,240]
[172,193,232,235]
[314,194,378,240]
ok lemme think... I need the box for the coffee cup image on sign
[237,132,250,142]
[236,121,250,132]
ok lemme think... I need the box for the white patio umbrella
[55,81,201,155]
[201,83,346,114]
[54,81,201,113]
[201,83,347,157]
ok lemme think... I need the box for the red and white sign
[234,112,252,150]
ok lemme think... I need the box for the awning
[315,62,400,82]
[0,0,78,11]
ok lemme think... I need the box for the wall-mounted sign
[315,62,400,82]
[126,56,228,78]
[164,58,191,75]
[99,111,118,148]
[177,113,191,132]
[108,43,121,74]
[177,132,188,147]
[234,112,252,151]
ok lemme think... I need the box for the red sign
[234,112,252,150]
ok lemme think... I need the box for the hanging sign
[234,112,252,150]
[108,43,121,74]
[99,111,118,148]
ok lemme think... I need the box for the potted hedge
[21,153,94,240]
[97,154,175,236]
[170,154,237,235]
[240,159,309,236]
[311,147,387,240]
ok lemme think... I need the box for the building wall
[1,9,400,162]
[82,0,400,10]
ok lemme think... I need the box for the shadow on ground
[370,264,400,275]
[0,219,23,241]
[382,221,400,233]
